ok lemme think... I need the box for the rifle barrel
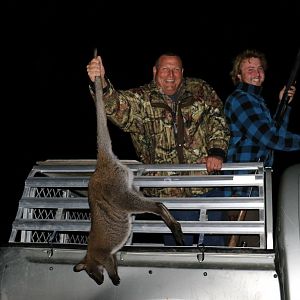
[274,48,300,125]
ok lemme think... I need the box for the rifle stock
[228,210,247,247]
[273,48,300,126]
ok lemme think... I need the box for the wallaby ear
[73,263,86,272]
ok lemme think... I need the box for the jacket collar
[149,79,191,105]
[237,82,263,96]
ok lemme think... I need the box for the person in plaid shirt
[225,49,300,197]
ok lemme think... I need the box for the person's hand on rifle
[279,84,296,104]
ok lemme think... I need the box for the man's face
[238,57,265,86]
[153,55,183,95]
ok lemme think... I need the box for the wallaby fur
[73,56,184,286]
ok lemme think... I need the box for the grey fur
[73,66,184,286]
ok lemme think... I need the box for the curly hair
[230,49,267,85]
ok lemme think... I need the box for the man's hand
[87,56,107,88]
[279,84,296,104]
[201,156,223,173]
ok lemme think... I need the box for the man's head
[153,53,184,95]
[230,49,267,86]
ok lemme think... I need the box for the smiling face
[153,55,184,95]
[238,57,265,86]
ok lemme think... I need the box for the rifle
[273,48,300,127]
[228,209,247,247]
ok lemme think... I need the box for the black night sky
[2,1,300,244]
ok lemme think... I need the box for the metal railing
[9,160,273,249]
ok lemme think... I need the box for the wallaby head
[73,50,184,286]
[73,256,106,285]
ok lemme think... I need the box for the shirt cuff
[207,148,226,160]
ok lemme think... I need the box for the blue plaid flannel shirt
[224,82,300,196]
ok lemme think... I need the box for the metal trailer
[0,160,299,300]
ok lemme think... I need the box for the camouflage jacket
[90,77,230,196]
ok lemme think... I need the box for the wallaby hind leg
[123,192,185,246]
[105,254,120,286]
[156,203,185,246]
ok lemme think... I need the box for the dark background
[2,1,300,245]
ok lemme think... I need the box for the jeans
[163,188,225,246]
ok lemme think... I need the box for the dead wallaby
[73,49,184,286]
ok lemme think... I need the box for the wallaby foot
[172,221,185,246]
[157,203,185,246]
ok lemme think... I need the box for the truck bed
[1,160,299,299]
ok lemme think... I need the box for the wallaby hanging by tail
[73,49,184,286]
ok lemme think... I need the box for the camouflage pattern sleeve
[102,79,147,133]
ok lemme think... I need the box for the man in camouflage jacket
[87,53,230,245]
[87,53,230,197]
